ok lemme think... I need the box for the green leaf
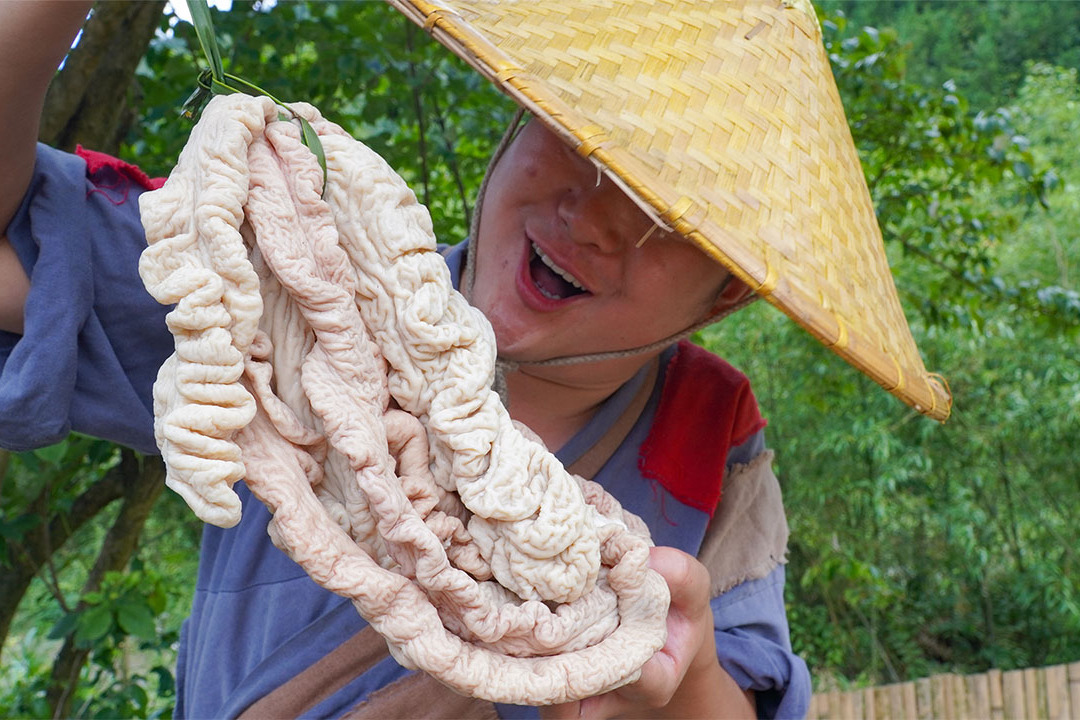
[180,78,212,119]
[0,514,41,540]
[186,0,224,81]
[147,587,168,615]
[85,438,118,465]
[299,116,328,195]
[129,684,149,710]
[48,612,79,640]
[16,450,42,473]
[210,76,238,97]
[117,602,157,641]
[33,442,67,466]
[75,605,114,646]
[152,665,176,696]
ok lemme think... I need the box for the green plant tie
[179,0,328,193]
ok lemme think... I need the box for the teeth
[533,243,586,291]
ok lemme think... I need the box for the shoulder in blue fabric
[638,340,766,517]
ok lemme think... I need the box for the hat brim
[388,0,952,421]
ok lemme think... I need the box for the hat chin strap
[506,286,756,367]
[464,109,757,404]
[461,107,526,304]
[489,292,757,408]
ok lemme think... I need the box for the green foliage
[64,566,177,718]
[1000,64,1080,294]
[130,1,515,243]
[6,3,1077,715]
[818,0,1080,109]
[0,437,119,568]
[0,628,54,718]
[705,11,1080,691]
[51,566,167,648]
[1,462,193,717]
[23,566,178,718]
[5,4,514,717]
[1,438,195,717]
[821,13,1072,334]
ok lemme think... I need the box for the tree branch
[46,451,165,719]
[0,450,126,660]
[894,229,1078,326]
[41,548,73,615]
[40,1,166,153]
[429,92,473,231]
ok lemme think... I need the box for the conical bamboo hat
[388,0,953,421]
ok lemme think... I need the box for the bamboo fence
[808,661,1080,719]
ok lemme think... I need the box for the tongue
[529,254,583,299]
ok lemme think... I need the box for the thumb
[648,546,711,614]
[540,700,582,719]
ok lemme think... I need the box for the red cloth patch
[638,341,766,517]
[75,145,166,195]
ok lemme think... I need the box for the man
[0,2,950,717]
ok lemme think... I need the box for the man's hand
[541,547,756,719]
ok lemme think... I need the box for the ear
[709,275,755,318]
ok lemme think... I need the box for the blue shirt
[1,144,810,718]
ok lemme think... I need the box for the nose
[557,175,629,254]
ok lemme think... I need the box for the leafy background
[1,1,1077,716]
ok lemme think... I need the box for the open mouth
[528,242,589,300]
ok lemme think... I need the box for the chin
[491,330,570,365]
[491,338,546,364]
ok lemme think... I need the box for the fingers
[593,549,718,715]
[544,692,632,719]
[647,546,712,616]
[539,700,581,719]
[542,548,719,719]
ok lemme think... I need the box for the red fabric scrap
[638,340,766,517]
[75,145,166,201]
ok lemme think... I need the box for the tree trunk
[46,452,166,720]
[0,463,126,661]
[39,0,166,154]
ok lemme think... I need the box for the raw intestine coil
[138,94,668,705]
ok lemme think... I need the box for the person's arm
[0,238,29,334]
[0,0,172,454]
[0,0,93,333]
[541,547,756,720]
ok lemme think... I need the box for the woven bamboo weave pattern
[388,0,952,421]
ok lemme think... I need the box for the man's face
[470,120,730,363]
